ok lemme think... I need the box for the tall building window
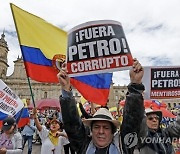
[115,95,118,100]
[44,92,47,98]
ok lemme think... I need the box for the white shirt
[38,126,69,154]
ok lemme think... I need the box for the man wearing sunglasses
[138,108,180,154]
[146,108,162,131]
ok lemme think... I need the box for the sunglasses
[147,115,159,121]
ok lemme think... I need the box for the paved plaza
[23,143,41,154]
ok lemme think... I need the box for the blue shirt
[22,119,36,136]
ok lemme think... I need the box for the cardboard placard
[0,79,24,116]
[142,66,180,99]
[67,20,133,77]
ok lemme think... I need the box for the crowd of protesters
[0,59,180,154]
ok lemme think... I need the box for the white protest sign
[67,20,133,77]
[0,79,24,116]
[142,66,180,99]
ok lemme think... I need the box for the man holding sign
[57,58,145,154]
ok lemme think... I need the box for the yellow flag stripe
[10,3,67,59]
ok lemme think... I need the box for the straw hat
[83,108,120,128]
[145,108,162,121]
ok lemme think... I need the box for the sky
[1,0,180,86]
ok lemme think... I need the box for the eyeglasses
[147,115,159,121]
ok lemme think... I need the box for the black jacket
[138,114,180,154]
[60,83,145,154]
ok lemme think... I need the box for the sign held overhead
[67,20,133,77]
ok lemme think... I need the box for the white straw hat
[83,108,120,128]
[145,108,162,121]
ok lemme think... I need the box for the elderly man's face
[92,120,114,148]
[146,113,160,130]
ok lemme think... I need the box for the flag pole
[27,77,36,107]
[10,3,36,107]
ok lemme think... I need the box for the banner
[0,79,24,116]
[142,66,180,99]
[67,20,133,77]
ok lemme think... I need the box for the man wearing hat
[138,108,180,154]
[0,117,22,154]
[57,58,145,154]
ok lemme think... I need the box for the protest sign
[142,66,180,99]
[0,79,24,116]
[67,20,133,77]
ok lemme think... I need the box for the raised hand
[129,58,144,84]
[57,63,71,91]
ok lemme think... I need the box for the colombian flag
[70,73,112,105]
[10,4,67,83]
[10,4,112,105]
[0,112,8,127]
[0,109,29,128]
[15,108,30,128]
